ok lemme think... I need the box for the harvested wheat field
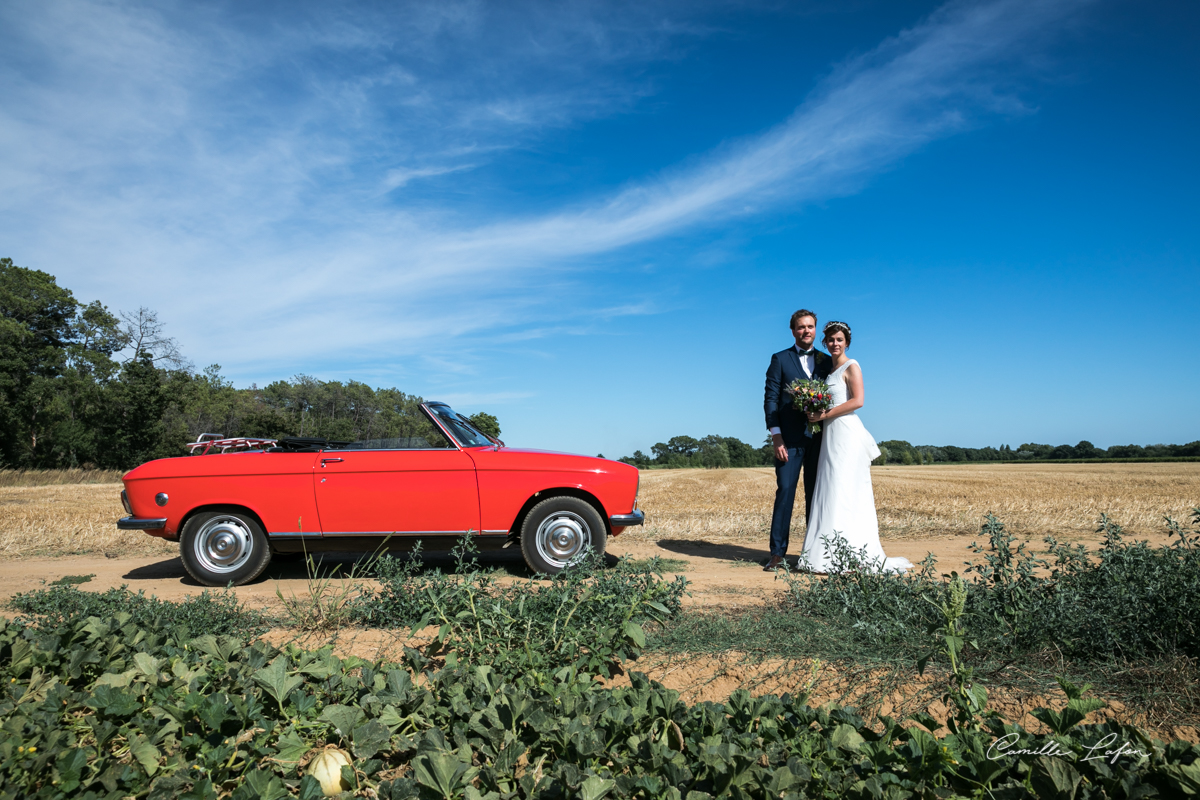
[628,462,1200,545]
[0,482,176,560]
[2,462,1197,561]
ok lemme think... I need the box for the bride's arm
[807,363,865,423]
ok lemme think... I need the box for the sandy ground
[0,530,1085,613]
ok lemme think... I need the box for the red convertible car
[117,402,643,586]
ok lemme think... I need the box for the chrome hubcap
[535,511,591,568]
[194,516,253,574]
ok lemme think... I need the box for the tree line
[618,436,1200,470]
[874,439,1200,465]
[618,435,776,469]
[0,259,499,470]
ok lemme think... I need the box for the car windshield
[426,403,493,448]
[336,406,454,450]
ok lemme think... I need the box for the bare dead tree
[119,307,194,370]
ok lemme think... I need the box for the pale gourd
[307,748,353,796]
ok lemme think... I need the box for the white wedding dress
[800,360,913,574]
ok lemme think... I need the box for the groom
[763,309,832,571]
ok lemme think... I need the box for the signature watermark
[988,732,1150,765]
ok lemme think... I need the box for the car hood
[469,447,635,474]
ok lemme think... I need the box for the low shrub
[1040,511,1200,659]
[777,509,1200,665]
[7,584,271,639]
[352,539,689,678]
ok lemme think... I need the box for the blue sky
[2,0,1197,457]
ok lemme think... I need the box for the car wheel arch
[508,487,609,541]
[179,504,269,540]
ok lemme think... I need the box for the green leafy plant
[619,556,689,573]
[47,574,95,586]
[917,574,995,734]
[1,610,1195,800]
[7,583,270,638]
[275,537,392,632]
[353,536,688,679]
[1032,677,1107,735]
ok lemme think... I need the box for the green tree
[46,301,127,466]
[468,412,501,439]
[697,435,731,469]
[0,260,134,468]
[0,259,79,466]
[619,449,652,468]
[879,440,916,465]
[1017,442,1052,460]
[104,353,169,467]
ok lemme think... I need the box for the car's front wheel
[180,510,272,586]
[520,496,606,574]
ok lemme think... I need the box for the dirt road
[0,529,1158,614]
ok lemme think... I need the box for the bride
[799,321,913,574]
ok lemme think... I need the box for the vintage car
[117,402,643,586]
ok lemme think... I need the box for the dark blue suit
[764,346,832,558]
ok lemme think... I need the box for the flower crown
[823,320,851,336]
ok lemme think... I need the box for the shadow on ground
[122,548,622,585]
[655,539,805,570]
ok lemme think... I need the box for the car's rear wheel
[520,496,606,574]
[180,510,272,586]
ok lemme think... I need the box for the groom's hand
[772,433,787,462]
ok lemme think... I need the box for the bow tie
[797,349,816,357]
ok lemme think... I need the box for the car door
[314,448,481,536]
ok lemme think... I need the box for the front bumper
[609,510,645,527]
[117,516,168,530]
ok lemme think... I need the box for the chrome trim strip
[268,532,322,539]
[609,510,645,527]
[117,516,168,530]
[318,531,509,537]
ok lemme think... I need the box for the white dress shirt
[768,345,815,437]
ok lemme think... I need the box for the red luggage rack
[186,433,278,455]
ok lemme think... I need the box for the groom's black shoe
[764,556,785,572]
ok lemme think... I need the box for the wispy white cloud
[0,0,1092,383]
[382,164,477,192]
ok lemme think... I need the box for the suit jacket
[764,347,833,448]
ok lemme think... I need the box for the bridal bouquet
[787,377,833,435]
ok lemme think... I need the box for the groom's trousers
[769,443,820,558]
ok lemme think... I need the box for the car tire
[180,510,272,586]
[520,496,607,575]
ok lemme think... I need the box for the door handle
[320,458,344,467]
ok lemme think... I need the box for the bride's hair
[823,320,852,346]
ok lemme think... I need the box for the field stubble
[0,483,176,559]
[3,463,1198,558]
[627,462,1200,545]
